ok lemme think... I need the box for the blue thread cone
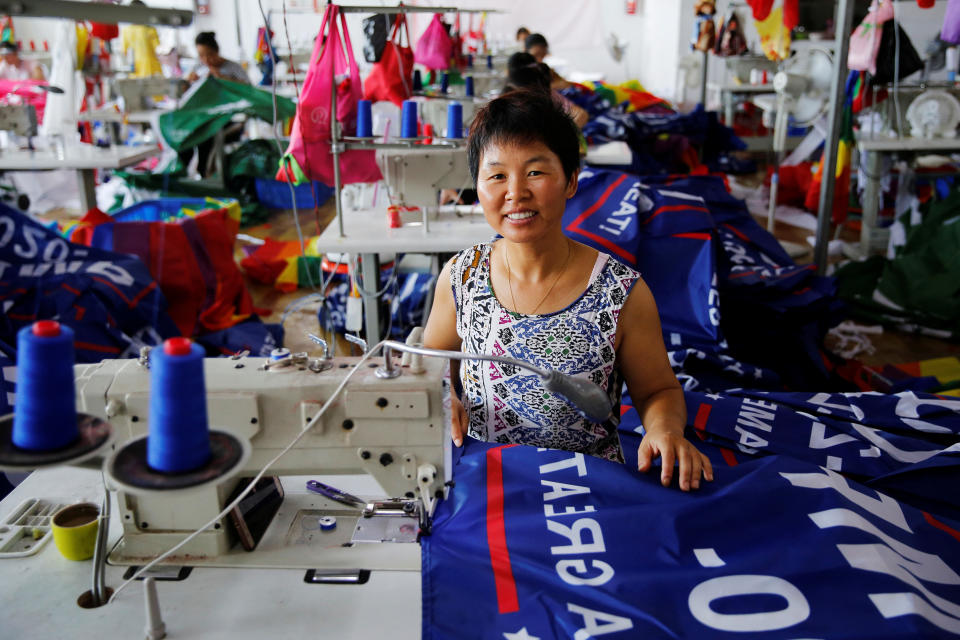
[356,99,373,138]
[147,338,211,473]
[440,72,449,94]
[12,322,78,451]
[486,54,493,70]
[466,54,473,68]
[412,69,423,92]
[400,100,418,138]
[464,75,474,97]
[447,102,463,139]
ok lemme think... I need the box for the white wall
[6,0,952,104]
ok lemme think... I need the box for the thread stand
[0,413,112,471]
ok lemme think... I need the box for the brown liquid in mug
[54,505,98,528]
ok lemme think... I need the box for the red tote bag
[363,12,414,106]
[278,4,381,186]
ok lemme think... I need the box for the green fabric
[296,256,324,288]
[227,139,282,180]
[835,189,960,338]
[278,154,309,185]
[158,77,295,152]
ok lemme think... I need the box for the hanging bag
[277,4,381,186]
[415,13,453,71]
[363,12,414,106]
[847,0,894,76]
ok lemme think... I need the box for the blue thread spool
[447,102,463,139]
[464,75,474,97]
[440,72,449,94]
[356,99,373,138]
[486,54,493,70]
[412,69,423,92]
[466,54,473,68]
[400,100,418,138]
[147,338,211,473]
[12,321,78,451]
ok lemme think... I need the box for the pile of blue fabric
[563,168,842,392]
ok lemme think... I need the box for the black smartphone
[227,477,284,551]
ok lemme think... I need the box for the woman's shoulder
[449,242,491,283]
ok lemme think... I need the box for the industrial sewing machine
[0,104,38,138]
[375,145,473,209]
[113,76,183,112]
[73,347,450,573]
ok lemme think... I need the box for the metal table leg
[78,169,97,213]
[859,149,882,257]
[724,90,734,127]
[360,252,381,344]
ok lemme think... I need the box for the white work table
[0,467,421,639]
[0,144,160,212]
[708,81,777,127]
[315,204,493,340]
[853,134,960,256]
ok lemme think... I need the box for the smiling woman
[423,90,713,492]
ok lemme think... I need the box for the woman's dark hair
[195,31,219,52]
[524,33,548,51]
[0,41,17,54]
[467,89,579,185]
[504,53,550,94]
[516,27,530,40]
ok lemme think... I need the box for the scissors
[305,479,367,509]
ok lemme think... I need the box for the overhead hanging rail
[0,0,193,26]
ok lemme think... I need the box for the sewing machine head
[376,145,473,208]
[73,348,450,570]
[114,76,183,112]
[0,104,37,137]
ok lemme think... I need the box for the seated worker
[187,32,249,85]
[423,91,713,491]
[181,32,248,177]
[516,27,530,44]
[504,52,587,128]
[523,33,570,90]
[0,42,44,81]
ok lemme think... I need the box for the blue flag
[424,441,960,639]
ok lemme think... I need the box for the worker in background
[121,1,163,78]
[516,27,530,44]
[187,32,249,85]
[0,42,44,80]
[504,52,587,129]
[523,33,570,90]
[424,90,713,491]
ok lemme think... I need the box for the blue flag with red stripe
[0,204,178,362]
[424,440,960,639]
[564,168,723,351]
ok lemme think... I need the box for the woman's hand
[637,429,714,491]
[451,394,468,447]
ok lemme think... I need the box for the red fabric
[805,161,851,225]
[69,207,256,336]
[918,0,936,7]
[746,0,775,21]
[240,238,294,285]
[364,13,414,106]
[89,22,119,40]
[783,0,800,30]
[766,163,814,208]
[278,4,381,186]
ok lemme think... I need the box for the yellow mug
[51,503,100,561]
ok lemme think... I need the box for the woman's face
[527,43,548,63]
[477,139,577,244]
[196,44,217,67]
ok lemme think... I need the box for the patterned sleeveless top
[451,242,641,462]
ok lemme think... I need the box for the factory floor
[245,186,960,375]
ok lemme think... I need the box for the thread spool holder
[0,412,112,471]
